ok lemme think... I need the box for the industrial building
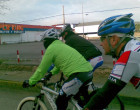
[1,21,140,44]
[0,23,60,44]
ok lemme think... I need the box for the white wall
[0,31,44,44]
[74,25,99,37]
[1,34,21,44]
[21,31,43,42]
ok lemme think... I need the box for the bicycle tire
[17,97,48,110]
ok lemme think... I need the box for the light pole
[82,4,85,38]
[62,5,65,27]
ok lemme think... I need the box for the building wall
[74,25,99,37]
[0,23,61,44]
[0,31,43,44]
[20,31,43,42]
[0,34,21,44]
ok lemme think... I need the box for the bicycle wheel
[107,95,124,110]
[17,97,48,110]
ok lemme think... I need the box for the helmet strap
[106,36,116,58]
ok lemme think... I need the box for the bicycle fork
[33,94,43,110]
[41,90,57,110]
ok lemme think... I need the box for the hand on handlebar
[22,80,35,88]
[22,73,52,88]
[22,80,30,88]
[45,72,52,80]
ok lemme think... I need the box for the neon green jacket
[29,40,92,85]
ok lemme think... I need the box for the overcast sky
[1,0,140,26]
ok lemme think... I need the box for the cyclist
[60,24,103,72]
[22,28,93,110]
[84,13,140,109]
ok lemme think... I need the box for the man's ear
[63,32,68,37]
[65,32,68,36]
[62,32,66,39]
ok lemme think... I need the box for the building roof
[76,21,102,27]
[76,21,140,27]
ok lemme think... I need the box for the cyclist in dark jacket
[60,24,103,72]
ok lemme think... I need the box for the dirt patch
[0,64,37,72]
[92,68,112,86]
[134,32,140,37]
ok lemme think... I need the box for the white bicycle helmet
[41,28,60,41]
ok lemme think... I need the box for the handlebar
[37,72,65,86]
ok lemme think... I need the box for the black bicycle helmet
[60,24,73,36]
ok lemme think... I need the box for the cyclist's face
[100,35,121,55]
[100,38,111,55]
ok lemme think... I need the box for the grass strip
[0,79,40,92]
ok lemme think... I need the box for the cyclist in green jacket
[22,28,93,110]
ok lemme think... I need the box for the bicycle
[17,74,124,110]
[17,74,83,110]
[44,74,125,110]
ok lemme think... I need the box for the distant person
[84,13,140,110]
[22,28,93,110]
[60,24,103,72]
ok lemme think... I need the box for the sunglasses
[100,36,112,42]
[100,36,106,42]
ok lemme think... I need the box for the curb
[0,79,40,92]
[0,79,22,88]
[0,79,140,100]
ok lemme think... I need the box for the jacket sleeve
[29,50,54,85]
[51,66,60,75]
[84,79,126,109]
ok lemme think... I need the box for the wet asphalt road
[0,40,113,67]
[0,86,140,110]
[0,41,45,60]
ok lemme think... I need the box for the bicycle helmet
[98,13,135,37]
[98,13,135,58]
[41,28,59,49]
[41,28,60,41]
[60,24,73,36]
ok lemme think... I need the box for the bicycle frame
[39,85,82,110]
